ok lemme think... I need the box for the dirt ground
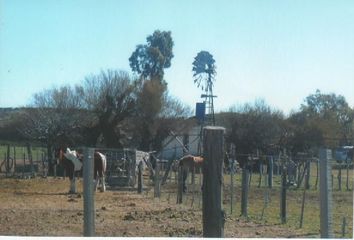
[0,177,314,238]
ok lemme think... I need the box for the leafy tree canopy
[292,89,353,149]
[129,30,174,81]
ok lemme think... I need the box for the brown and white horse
[55,147,107,193]
[178,155,204,192]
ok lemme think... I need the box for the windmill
[192,51,217,156]
[192,51,217,126]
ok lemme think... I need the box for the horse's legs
[69,175,77,194]
[97,169,105,192]
[94,171,99,192]
[182,168,188,193]
[100,174,106,192]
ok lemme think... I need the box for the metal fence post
[319,148,333,238]
[83,147,95,237]
[202,126,225,238]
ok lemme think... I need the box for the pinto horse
[178,155,204,192]
[55,147,107,193]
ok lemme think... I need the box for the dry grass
[0,160,352,238]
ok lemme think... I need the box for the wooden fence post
[268,156,273,188]
[4,152,7,176]
[191,165,196,207]
[337,162,342,191]
[230,143,236,215]
[137,161,143,194]
[83,147,95,237]
[299,166,308,228]
[241,167,249,217]
[315,158,319,189]
[13,146,16,177]
[6,144,11,176]
[346,161,349,191]
[26,143,34,176]
[305,159,311,190]
[154,161,161,198]
[258,161,263,188]
[177,166,183,204]
[23,152,26,178]
[41,152,46,177]
[319,148,333,238]
[202,126,225,238]
[280,156,287,224]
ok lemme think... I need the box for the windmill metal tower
[193,50,217,126]
[201,76,217,126]
[193,51,217,155]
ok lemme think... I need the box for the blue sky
[1,0,353,114]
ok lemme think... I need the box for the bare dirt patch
[0,177,311,237]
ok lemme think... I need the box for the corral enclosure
[0,145,353,237]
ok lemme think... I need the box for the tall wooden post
[83,147,95,237]
[315,158,319,189]
[6,144,11,176]
[280,154,287,224]
[177,166,183,204]
[346,161,349,191]
[338,162,342,191]
[305,159,311,190]
[137,161,143,194]
[230,143,236,215]
[13,146,16,176]
[154,160,161,198]
[319,148,333,238]
[202,126,225,238]
[268,156,273,188]
[241,166,249,217]
[22,152,26,178]
[26,143,34,176]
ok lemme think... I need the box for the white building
[160,126,202,160]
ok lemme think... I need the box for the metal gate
[97,148,149,187]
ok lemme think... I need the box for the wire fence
[1,144,352,238]
[0,144,48,178]
[146,150,353,238]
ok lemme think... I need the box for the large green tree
[300,89,354,147]
[129,30,174,81]
[129,30,177,150]
[227,99,284,155]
